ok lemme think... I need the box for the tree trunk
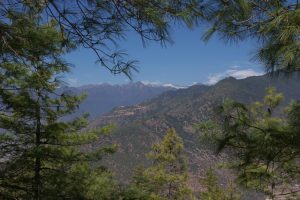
[34,104,41,200]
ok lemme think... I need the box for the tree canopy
[0,16,118,199]
[200,168,241,200]
[0,0,201,77]
[202,0,300,73]
[126,128,193,200]
[215,88,300,198]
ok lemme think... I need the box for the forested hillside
[1,0,299,199]
[88,74,300,189]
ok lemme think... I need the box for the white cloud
[141,80,162,86]
[230,65,241,69]
[162,83,187,89]
[66,78,79,86]
[206,74,224,85]
[206,67,264,85]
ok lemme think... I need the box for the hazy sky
[64,25,264,87]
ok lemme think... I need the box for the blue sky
[64,25,264,87]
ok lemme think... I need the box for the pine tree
[129,128,193,200]
[0,15,117,199]
[200,1,300,198]
[200,168,241,200]
[0,0,201,77]
[202,0,300,73]
[214,87,300,198]
[200,168,225,200]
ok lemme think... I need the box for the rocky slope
[88,73,300,193]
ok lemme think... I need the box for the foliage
[0,0,202,77]
[0,16,117,199]
[202,0,300,73]
[193,120,222,150]
[200,168,241,200]
[128,128,194,200]
[214,87,300,198]
[201,1,300,197]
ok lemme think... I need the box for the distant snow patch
[141,81,187,89]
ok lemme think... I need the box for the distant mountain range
[86,73,300,193]
[60,82,176,119]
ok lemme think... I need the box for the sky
[64,25,264,87]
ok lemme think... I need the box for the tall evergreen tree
[0,15,117,199]
[214,88,300,198]
[127,128,193,200]
[201,1,300,198]
[200,168,241,200]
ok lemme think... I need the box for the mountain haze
[60,82,175,119]
[87,74,300,191]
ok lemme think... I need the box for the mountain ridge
[87,74,300,192]
[60,82,176,119]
